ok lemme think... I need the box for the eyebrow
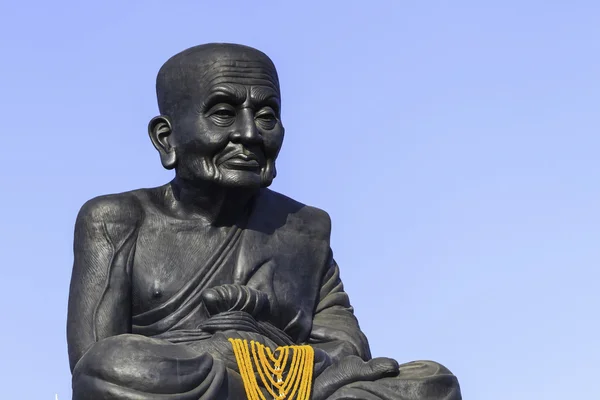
[203,84,247,108]
[251,86,281,111]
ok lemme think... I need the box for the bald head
[149,43,285,189]
[156,43,280,118]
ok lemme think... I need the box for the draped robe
[68,187,461,400]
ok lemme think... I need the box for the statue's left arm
[305,212,460,400]
[309,250,372,363]
[309,251,406,400]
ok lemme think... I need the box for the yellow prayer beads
[228,338,314,400]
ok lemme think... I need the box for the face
[164,58,284,189]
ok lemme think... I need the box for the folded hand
[202,284,270,318]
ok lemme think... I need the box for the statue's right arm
[67,195,141,371]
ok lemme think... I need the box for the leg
[72,334,240,400]
[319,359,461,400]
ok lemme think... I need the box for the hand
[201,284,270,318]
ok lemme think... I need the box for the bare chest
[131,219,231,314]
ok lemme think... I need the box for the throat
[165,178,256,225]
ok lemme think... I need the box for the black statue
[67,43,461,400]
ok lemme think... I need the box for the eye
[207,104,236,126]
[255,107,278,130]
[213,109,234,117]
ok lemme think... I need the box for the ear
[148,115,177,170]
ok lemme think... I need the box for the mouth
[220,153,262,171]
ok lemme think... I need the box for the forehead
[200,59,279,93]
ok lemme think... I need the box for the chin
[217,170,265,190]
[215,164,276,189]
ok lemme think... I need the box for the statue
[67,43,462,400]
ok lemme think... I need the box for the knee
[394,360,461,400]
[72,334,229,399]
[73,334,148,379]
[398,360,455,378]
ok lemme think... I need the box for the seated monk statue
[67,43,462,400]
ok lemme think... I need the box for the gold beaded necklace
[229,338,314,400]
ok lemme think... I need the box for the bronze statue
[67,43,462,400]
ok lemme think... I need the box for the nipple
[152,280,163,299]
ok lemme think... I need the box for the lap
[72,334,239,400]
[73,335,461,400]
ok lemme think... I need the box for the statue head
[149,43,284,189]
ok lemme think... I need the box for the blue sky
[1,1,599,399]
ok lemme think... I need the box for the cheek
[262,128,284,156]
[201,128,232,149]
[179,119,231,154]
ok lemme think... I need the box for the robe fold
[69,188,461,399]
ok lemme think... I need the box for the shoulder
[257,189,332,238]
[76,189,146,228]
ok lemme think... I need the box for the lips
[221,153,261,170]
[230,153,258,162]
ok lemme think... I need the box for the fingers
[201,284,269,317]
[198,311,261,334]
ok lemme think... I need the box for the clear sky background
[1,1,598,399]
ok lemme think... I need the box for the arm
[66,195,141,371]
[309,251,372,363]
[309,253,401,400]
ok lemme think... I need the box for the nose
[230,108,262,145]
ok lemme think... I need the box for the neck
[165,176,258,225]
